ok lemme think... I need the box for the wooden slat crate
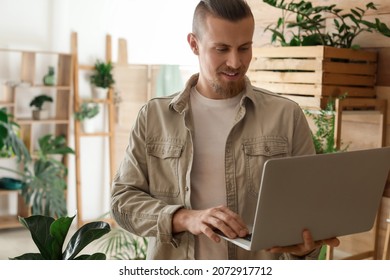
[248,46,378,109]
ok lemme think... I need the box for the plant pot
[92,86,108,99]
[0,177,24,190]
[248,46,378,110]
[43,66,56,86]
[81,119,96,133]
[32,109,49,120]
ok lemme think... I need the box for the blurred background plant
[262,0,390,48]
[304,96,349,154]
[95,213,148,260]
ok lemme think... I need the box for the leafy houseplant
[1,132,75,217]
[74,102,100,133]
[304,97,349,154]
[90,60,115,99]
[262,0,390,48]
[247,1,387,109]
[0,108,30,161]
[11,214,110,260]
[29,94,53,120]
[43,66,55,86]
[97,227,148,260]
[74,102,100,121]
[21,134,75,217]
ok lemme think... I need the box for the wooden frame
[326,98,388,260]
[248,46,378,109]
[71,32,116,227]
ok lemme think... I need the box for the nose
[226,50,241,69]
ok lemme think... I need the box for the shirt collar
[170,73,256,114]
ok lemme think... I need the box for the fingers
[191,205,248,243]
[211,206,248,237]
[268,229,340,256]
[322,237,340,247]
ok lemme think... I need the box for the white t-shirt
[190,87,243,259]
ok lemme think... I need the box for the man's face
[188,14,254,99]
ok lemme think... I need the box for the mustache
[217,66,245,74]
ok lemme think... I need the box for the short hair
[192,0,254,37]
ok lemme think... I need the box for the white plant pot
[32,109,49,120]
[48,154,63,163]
[92,86,108,99]
[0,158,20,178]
[82,119,95,133]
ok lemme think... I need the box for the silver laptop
[217,147,390,251]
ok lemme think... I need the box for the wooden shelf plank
[16,118,70,125]
[79,64,94,71]
[80,98,113,104]
[0,215,23,229]
[0,102,15,107]
[0,189,20,196]
[15,85,71,90]
[79,132,112,137]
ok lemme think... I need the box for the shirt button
[264,146,270,153]
[185,186,189,192]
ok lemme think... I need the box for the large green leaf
[18,215,55,259]
[0,109,9,150]
[75,253,107,260]
[10,253,45,260]
[62,221,111,260]
[49,215,75,259]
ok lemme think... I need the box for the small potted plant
[90,60,115,99]
[29,94,53,120]
[74,102,100,133]
[42,66,55,86]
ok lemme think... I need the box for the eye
[216,47,228,53]
[239,46,251,52]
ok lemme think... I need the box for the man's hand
[267,229,340,256]
[172,205,248,242]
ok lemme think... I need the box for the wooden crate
[248,46,378,109]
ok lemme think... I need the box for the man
[111,0,339,260]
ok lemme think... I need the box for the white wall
[0,0,199,220]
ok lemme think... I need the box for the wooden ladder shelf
[71,32,116,227]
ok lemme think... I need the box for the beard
[210,67,246,98]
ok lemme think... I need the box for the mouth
[220,71,241,80]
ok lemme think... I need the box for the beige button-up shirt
[111,74,318,260]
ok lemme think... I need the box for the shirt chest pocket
[146,143,183,198]
[243,138,288,195]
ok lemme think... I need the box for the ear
[187,33,199,55]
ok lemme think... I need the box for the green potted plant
[10,214,110,260]
[0,109,30,191]
[248,0,390,109]
[43,66,55,86]
[304,97,349,154]
[90,60,115,99]
[29,94,53,120]
[74,102,100,133]
[262,0,390,48]
[2,133,74,217]
[21,134,74,217]
[96,213,148,260]
[0,108,30,161]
